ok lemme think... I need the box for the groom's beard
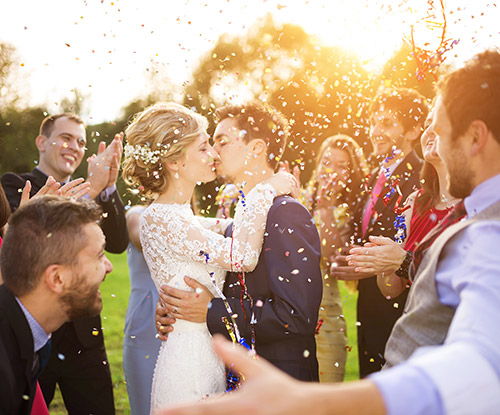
[216,176,234,184]
[215,170,235,185]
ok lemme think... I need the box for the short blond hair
[122,102,208,198]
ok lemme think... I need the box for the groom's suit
[207,195,323,381]
[1,168,128,414]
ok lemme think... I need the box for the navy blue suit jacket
[207,195,323,381]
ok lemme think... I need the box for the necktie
[362,172,387,236]
[33,339,52,380]
[409,200,466,280]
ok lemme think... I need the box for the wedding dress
[140,183,276,411]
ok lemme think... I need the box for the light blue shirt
[371,173,500,415]
[15,297,50,353]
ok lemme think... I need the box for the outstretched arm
[158,335,386,415]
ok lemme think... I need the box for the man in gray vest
[157,49,500,415]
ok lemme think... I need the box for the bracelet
[395,250,413,280]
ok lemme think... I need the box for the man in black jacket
[1,113,128,414]
[331,88,427,377]
[0,197,113,415]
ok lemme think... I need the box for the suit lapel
[371,151,419,218]
[29,168,49,193]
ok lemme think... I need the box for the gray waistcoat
[384,199,500,369]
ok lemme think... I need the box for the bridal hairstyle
[122,102,209,198]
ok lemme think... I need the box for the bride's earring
[174,171,179,179]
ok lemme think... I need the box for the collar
[464,173,500,218]
[33,167,69,186]
[378,157,402,179]
[15,297,51,353]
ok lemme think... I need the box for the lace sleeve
[140,183,276,273]
[196,216,233,234]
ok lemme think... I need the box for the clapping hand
[329,245,374,281]
[20,176,91,206]
[87,132,123,199]
[346,236,406,275]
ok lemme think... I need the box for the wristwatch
[395,250,413,280]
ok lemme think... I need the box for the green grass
[50,252,359,414]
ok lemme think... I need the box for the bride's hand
[265,170,300,198]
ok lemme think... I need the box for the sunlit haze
[1,0,499,123]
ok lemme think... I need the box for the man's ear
[35,135,47,153]
[250,138,267,157]
[42,264,67,295]
[468,120,489,157]
[404,125,421,144]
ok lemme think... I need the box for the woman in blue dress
[123,205,161,415]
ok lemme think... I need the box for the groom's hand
[155,301,176,341]
[159,277,214,324]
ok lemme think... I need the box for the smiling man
[331,87,428,377]
[1,113,128,414]
[0,196,113,415]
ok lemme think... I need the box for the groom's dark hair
[215,101,289,170]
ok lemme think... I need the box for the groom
[157,101,323,381]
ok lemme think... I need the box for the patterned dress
[140,184,276,411]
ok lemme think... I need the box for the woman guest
[123,204,162,415]
[301,134,368,382]
[346,108,461,298]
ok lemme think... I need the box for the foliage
[181,14,436,212]
[0,42,21,110]
[0,106,46,174]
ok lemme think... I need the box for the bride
[122,102,295,411]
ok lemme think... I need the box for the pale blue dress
[123,206,161,415]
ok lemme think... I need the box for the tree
[378,42,436,100]
[183,14,374,213]
[0,106,46,174]
[0,42,22,111]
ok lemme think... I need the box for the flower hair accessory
[124,143,170,164]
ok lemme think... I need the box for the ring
[365,250,370,255]
[174,306,178,314]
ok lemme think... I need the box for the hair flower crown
[124,142,170,164]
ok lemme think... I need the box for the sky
[1,0,499,123]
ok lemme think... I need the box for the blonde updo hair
[122,102,209,198]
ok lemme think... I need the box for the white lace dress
[140,183,277,411]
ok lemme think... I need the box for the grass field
[50,252,359,414]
